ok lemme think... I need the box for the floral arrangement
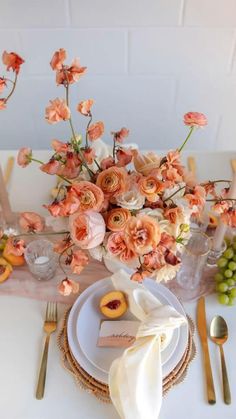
[2,48,236,296]
[0,50,24,109]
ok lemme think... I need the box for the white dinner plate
[77,283,177,374]
[67,277,188,384]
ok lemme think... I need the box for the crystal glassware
[176,231,211,291]
[24,239,58,281]
[207,239,227,267]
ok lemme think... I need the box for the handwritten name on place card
[97,320,140,348]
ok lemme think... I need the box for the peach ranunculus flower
[106,208,131,232]
[125,215,161,255]
[51,139,69,153]
[40,158,60,175]
[0,77,6,93]
[70,249,89,274]
[2,51,24,74]
[5,237,25,256]
[19,212,45,232]
[112,127,129,143]
[138,176,165,202]
[45,98,71,124]
[58,278,79,296]
[56,58,87,85]
[133,150,161,176]
[0,99,6,110]
[77,99,94,116]
[87,121,104,141]
[50,48,66,70]
[69,210,106,249]
[96,166,127,198]
[17,147,32,167]
[183,112,207,127]
[69,181,104,212]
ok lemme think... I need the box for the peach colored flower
[185,185,206,211]
[119,247,137,263]
[221,209,236,227]
[87,121,104,141]
[131,270,150,283]
[50,48,66,70]
[56,193,80,216]
[44,200,68,217]
[69,181,104,212]
[82,147,96,165]
[164,207,183,224]
[107,231,127,256]
[100,157,115,170]
[56,58,87,85]
[116,149,133,167]
[40,158,60,175]
[69,210,106,249]
[77,99,94,116]
[203,182,217,198]
[19,212,44,232]
[107,208,131,232]
[70,249,89,274]
[160,232,175,250]
[54,236,73,253]
[5,237,25,256]
[17,147,32,167]
[0,99,6,110]
[112,127,129,144]
[57,152,81,179]
[96,166,127,198]
[2,51,24,74]
[133,150,161,176]
[143,250,165,271]
[138,176,164,202]
[51,139,69,153]
[0,77,6,93]
[183,112,207,127]
[125,215,161,255]
[45,98,71,124]
[58,278,79,296]
[212,200,230,215]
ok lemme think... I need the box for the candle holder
[24,239,58,281]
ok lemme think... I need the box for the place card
[97,320,140,348]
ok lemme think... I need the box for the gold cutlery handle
[36,334,50,400]
[202,342,216,404]
[219,345,231,405]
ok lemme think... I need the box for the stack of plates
[67,277,189,385]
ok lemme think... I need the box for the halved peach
[0,257,13,283]
[100,291,128,319]
[2,247,25,266]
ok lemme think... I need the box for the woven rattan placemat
[57,309,196,403]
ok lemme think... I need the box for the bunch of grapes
[215,239,236,305]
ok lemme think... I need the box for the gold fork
[36,302,57,400]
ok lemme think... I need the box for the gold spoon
[210,316,231,404]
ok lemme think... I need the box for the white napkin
[109,270,187,419]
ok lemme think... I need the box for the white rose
[138,207,164,221]
[89,245,105,262]
[116,188,145,210]
[154,264,180,283]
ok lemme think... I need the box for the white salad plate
[67,277,188,385]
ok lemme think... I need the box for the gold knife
[197,297,216,404]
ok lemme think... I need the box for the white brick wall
[0,0,236,151]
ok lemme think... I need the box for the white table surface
[1,150,236,419]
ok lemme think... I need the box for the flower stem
[30,157,72,185]
[85,114,93,147]
[4,73,17,103]
[13,231,69,238]
[179,126,194,153]
[163,185,186,202]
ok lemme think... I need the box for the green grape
[218,293,229,305]
[214,273,224,282]
[226,278,235,287]
[223,248,234,259]
[217,258,228,268]
[230,288,236,298]
[218,282,228,293]
[232,242,236,251]
[228,261,236,271]
[232,273,236,280]
[233,255,236,262]
[225,237,232,246]
[224,269,233,278]
[227,296,235,306]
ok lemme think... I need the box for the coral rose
[183,112,207,127]
[0,99,6,110]
[50,48,66,70]
[87,121,104,141]
[69,210,105,249]
[45,98,71,124]
[17,147,32,167]
[77,99,94,116]
[58,278,79,296]
[2,51,24,74]
[139,176,164,202]
[96,166,127,198]
[19,212,44,232]
[70,249,89,274]
[106,208,131,232]
[69,181,104,212]
[125,215,161,255]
